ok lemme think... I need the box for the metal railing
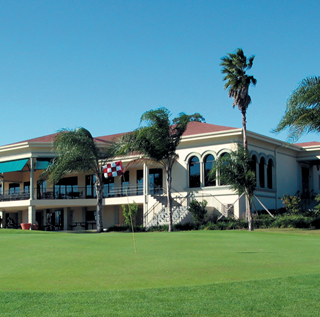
[143,187,192,227]
[0,183,162,202]
[36,184,145,200]
[0,191,30,202]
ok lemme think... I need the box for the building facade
[0,121,319,230]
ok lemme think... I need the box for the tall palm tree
[274,76,320,142]
[114,107,205,232]
[41,127,114,233]
[210,145,256,231]
[220,48,257,149]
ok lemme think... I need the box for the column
[30,157,34,200]
[28,206,36,225]
[200,159,203,188]
[63,207,69,230]
[0,210,5,228]
[144,163,149,197]
[143,163,149,226]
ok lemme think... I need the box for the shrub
[305,209,320,217]
[174,222,195,231]
[204,222,219,230]
[107,225,130,232]
[281,195,301,214]
[122,202,138,226]
[147,225,169,232]
[188,200,208,226]
[107,225,146,232]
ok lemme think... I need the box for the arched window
[204,154,215,186]
[259,157,266,188]
[267,159,273,189]
[250,155,258,185]
[189,156,200,188]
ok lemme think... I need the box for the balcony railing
[0,191,30,202]
[0,184,163,202]
[36,185,146,200]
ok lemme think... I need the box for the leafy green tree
[41,127,114,233]
[114,107,205,232]
[274,76,320,142]
[122,202,138,226]
[210,146,256,231]
[220,48,257,149]
[188,200,207,226]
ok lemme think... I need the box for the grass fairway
[1,229,320,316]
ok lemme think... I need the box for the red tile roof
[94,132,128,143]
[7,133,57,145]
[294,141,320,147]
[5,122,237,146]
[182,121,237,136]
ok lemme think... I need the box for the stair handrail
[144,189,192,228]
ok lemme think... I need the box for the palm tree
[114,107,205,232]
[274,76,320,142]
[210,145,256,231]
[220,48,257,149]
[41,127,114,233]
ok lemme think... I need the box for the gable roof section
[5,122,238,147]
[294,141,320,147]
[182,121,237,136]
[15,133,57,144]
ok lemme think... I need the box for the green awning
[35,158,52,170]
[0,159,29,173]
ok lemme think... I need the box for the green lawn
[1,229,320,316]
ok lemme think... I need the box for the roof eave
[180,128,242,142]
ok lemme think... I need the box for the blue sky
[0,0,319,146]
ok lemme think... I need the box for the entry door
[301,167,310,198]
[36,211,43,229]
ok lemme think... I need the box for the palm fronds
[274,76,320,142]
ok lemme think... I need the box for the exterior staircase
[144,189,192,228]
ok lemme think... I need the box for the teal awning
[35,158,52,170]
[0,159,29,173]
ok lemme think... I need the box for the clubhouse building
[0,121,319,230]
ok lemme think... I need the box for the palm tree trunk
[242,109,247,150]
[95,175,104,233]
[246,193,254,231]
[242,110,253,231]
[166,164,173,232]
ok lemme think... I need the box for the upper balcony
[0,184,163,202]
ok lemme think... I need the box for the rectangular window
[9,183,20,194]
[24,181,30,193]
[86,175,95,198]
[121,171,129,196]
[137,170,143,195]
[55,177,78,198]
[37,180,47,198]
[149,169,163,194]
[104,177,115,198]
[86,175,115,198]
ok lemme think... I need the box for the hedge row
[107,215,320,232]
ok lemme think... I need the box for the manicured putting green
[0,229,319,316]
